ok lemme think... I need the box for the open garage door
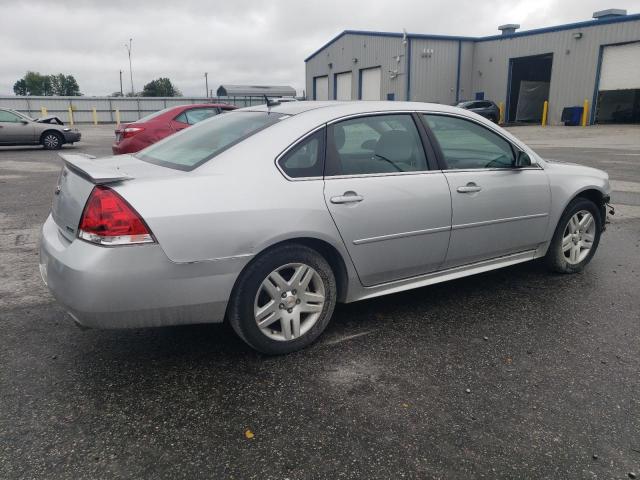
[360,67,381,100]
[335,72,352,100]
[507,54,552,123]
[314,76,329,101]
[596,42,640,124]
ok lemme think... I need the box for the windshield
[136,111,287,170]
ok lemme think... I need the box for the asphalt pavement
[1,124,639,479]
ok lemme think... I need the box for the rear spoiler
[58,153,132,184]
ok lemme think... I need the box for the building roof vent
[498,24,520,35]
[592,8,627,20]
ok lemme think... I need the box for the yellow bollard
[541,100,548,127]
[498,101,505,124]
[41,106,47,117]
[115,109,121,128]
[67,106,74,126]
[92,107,98,126]
[581,99,589,127]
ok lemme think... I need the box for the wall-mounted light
[573,32,583,39]
[328,62,333,69]
[352,57,358,63]
[389,69,399,79]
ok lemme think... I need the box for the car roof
[239,100,466,117]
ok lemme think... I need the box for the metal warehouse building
[305,9,640,125]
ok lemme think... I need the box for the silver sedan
[0,108,81,149]
[40,101,611,354]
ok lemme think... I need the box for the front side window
[0,110,22,123]
[278,129,324,178]
[137,111,286,170]
[326,114,428,176]
[421,114,515,169]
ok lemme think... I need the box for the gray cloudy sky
[1,0,638,96]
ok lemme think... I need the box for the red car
[112,103,236,154]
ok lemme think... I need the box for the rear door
[323,113,451,286]
[421,113,550,268]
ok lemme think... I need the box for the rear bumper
[39,214,248,329]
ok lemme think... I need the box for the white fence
[0,96,271,124]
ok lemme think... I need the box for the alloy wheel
[43,134,60,149]
[254,263,325,341]
[562,210,596,265]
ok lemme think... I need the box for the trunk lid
[51,153,175,241]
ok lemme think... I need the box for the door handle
[330,191,364,204]
[457,183,482,193]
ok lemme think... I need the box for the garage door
[314,76,329,101]
[599,42,640,91]
[360,67,381,100]
[335,72,352,100]
[596,42,640,124]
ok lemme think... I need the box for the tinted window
[174,112,188,124]
[0,110,22,122]
[278,129,324,178]
[422,114,515,169]
[137,111,287,171]
[326,114,428,176]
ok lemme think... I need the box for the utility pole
[125,38,134,95]
[204,72,209,99]
[119,70,123,96]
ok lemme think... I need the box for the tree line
[13,72,182,97]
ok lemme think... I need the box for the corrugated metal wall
[305,34,407,100]
[409,38,459,103]
[472,20,640,123]
[0,96,262,123]
[306,18,640,123]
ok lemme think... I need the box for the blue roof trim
[304,14,640,62]
[477,12,640,42]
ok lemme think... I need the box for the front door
[0,110,34,144]
[420,113,551,268]
[323,113,451,286]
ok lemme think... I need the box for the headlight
[63,128,71,132]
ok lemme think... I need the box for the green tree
[13,79,27,95]
[50,74,81,96]
[142,77,181,97]
[13,71,81,96]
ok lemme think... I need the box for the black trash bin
[561,106,584,126]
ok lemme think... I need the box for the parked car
[41,101,611,354]
[456,100,500,122]
[112,103,237,154]
[0,108,81,149]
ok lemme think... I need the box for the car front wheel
[545,197,602,273]
[228,244,337,354]
[41,132,63,150]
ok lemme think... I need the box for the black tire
[41,131,63,150]
[227,244,337,355]
[545,197,602,273]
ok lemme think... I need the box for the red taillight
[122,127,145,139]
[78,186,154,246]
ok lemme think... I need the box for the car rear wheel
[545,197,602,273]
[41,131,63,150]
[228,244,336,354]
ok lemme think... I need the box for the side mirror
[20,120,29,125]
[515,150,532,168]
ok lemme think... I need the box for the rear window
[136,111,287,171]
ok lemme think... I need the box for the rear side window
[185,108,218,124]
[326,114,428,176]
[421,114,515,169]
[0,110,22,122]
[278,129,325,179]
[136,111,286,171]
